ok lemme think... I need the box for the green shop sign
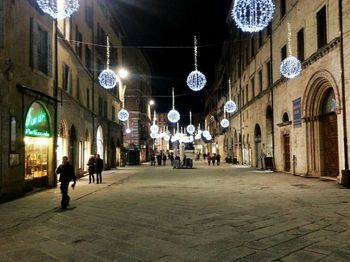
[25,102,51,137]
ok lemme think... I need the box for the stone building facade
[206,0,350,183]
[0,0,124,202]
[123,48,153,163]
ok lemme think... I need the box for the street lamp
[118,68,129,79]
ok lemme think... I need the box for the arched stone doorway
[302,70,341,178]
[266,106,273,156]
[320,90,338,177]
[282,112,291,172]
[110,138,116,168]
[69,125,77,167]
[254,124,262,168]
[57,120,68,166]
[84,129,90,172]
[96,126,104,159]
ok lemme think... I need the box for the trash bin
[341,170,350,188]
[264,157,274,170]
[126,149,140,165]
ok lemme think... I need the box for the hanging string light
[98,36,119,89]
[206,134,212,141]
[36,0,79,19]
[167,88,180,123]
[186,36,207,91]
[118,102,129,122]
[125,119,131,134]
[224,79,237,113]
[150,110,160,134]
[202,121,210,138]
[232,0,275,33]
[280,23,302,79]
[220,111,230,128]
[186,111,195,134]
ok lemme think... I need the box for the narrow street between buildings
[1,162,350,261]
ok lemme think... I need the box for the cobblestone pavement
[1,162,350,261]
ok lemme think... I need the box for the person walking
[56,156,76,210]
[216,154,221,166]
[150,154,156,166]
[162,154,167,166]
[87,155,95,183]
[207,154,211,166]
[95,154,104,184]
[212,153,216,166]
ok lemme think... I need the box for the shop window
[24,102,51,189]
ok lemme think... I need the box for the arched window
[322,89,336,115]
[282,112,289,123]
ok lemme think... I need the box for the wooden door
[322,113,339,177]
[283,134,291,172]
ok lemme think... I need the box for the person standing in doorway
[56,156,76,209]
[87,155,95,183]
[95,154,104,184]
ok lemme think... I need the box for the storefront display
[24,102,51,190]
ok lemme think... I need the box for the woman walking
[87,155,95,183]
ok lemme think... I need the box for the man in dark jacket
[95,154,104,184]
[56,156,76,209]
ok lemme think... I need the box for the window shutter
[30,18,39,70]
[0,0,4,48]
[47,31,52,76]
[68,68,72,94]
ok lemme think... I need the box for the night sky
[114,0,232,119]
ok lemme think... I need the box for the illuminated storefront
[24,102,52,191]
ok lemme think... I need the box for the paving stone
[1,164,350,261]
[281,250,326,262]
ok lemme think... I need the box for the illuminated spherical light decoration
[186,124,195,134]
[167,109,180,123]
[164,134,171,141]
[206,134,212,141]
[224,100,237,113]
[220,119,230,128]
[117,109,129,121]
[197,129,202,135]
[280,56,302,79]
[150,133,157,139]
[98,69,118,89]
[203,130,210,137]
[36,0,79,20]
[195,133,201,140]
[150,124,159,134]
[125,128,131,134]
[170,136,177,143]
[232,0,275,33]
[187,70,207,91]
